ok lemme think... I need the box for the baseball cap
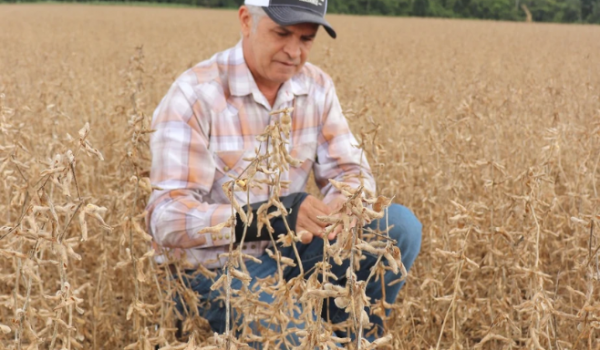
[244,0,337,39]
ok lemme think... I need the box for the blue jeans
[180,204,422,347]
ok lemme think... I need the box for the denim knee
[386,204,422,271]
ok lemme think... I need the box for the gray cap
[245,0,337,38]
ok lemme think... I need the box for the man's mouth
[277,61,296,67]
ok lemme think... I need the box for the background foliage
[1,0,600,24]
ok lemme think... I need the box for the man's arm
[146,79,235,249]
[314,83,377,208]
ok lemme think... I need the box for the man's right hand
[296,195,331,244]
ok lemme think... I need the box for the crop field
[1,3,600,350]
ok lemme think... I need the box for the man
[147,0,422,346]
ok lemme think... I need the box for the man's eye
[276,32,287,37]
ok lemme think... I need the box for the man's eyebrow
[275,26,292,33]
[302,33,317,39]
[274,25,316,39]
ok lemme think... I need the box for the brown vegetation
[1,4,600,349]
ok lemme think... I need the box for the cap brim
[263,6,337,39]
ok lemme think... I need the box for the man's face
[241,9,319,86]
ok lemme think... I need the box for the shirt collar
[228,41,309,100]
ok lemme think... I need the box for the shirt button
[225,234,230,240]
[223,166,230,172]
[250,244,256,249]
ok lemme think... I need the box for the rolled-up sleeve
[314,84,377,204]
[146,79,233,249]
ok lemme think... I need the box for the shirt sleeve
[313,83,377,204]
[146,79,234,249]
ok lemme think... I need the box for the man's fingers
[328,224,342,241]
[301,196,331,228]
[296,195,336,237]
[326,217,358,241]
[297,217,324,238]
[306,196,331,215]
[326,197,346,213]
[297,230,314,244]
[312,215,330,228]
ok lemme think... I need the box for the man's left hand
[325,197,357,241]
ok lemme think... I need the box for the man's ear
[239,6,252,38]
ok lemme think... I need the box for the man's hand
[326,197,346,213]
[296,195,331,244]
[325,197,357,241]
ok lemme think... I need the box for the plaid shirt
[147,41,375,269]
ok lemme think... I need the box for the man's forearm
[149,189,233,249]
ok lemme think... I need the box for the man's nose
[283,38,301,60]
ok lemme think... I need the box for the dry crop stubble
[1,4,600,349]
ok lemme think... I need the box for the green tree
[413,0,432,16]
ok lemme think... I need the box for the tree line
[3,0,600,24]
[331,0,600,23]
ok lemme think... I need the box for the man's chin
[275,68,301,82]
[268,73,294,85]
